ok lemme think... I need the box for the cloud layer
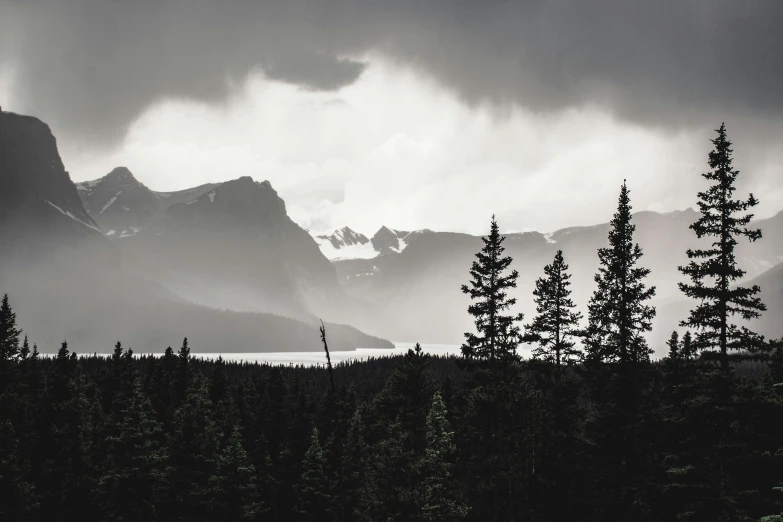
[2,0,782,143]
[59,62,783,236]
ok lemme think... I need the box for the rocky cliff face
[0,110,107,270]
[120,176,348,321]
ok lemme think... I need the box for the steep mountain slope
[119,176,350,321]
[0,110,107,265]
[0,109,391,352]
[76,167,217,237]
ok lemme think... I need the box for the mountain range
[313,226,425,260]
[0,109,392,353]
[321,210,783,352]
[3,107,782,356]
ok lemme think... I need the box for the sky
[1,0,782,235]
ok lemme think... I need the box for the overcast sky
[1,0,782,235]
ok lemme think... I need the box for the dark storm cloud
[1,0,782,144]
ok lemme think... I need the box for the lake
[188,342,463,366]
[58,342,535,366]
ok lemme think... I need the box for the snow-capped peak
[314,227,377,260]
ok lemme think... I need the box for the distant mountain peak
[371,226,411,255]
[193,176,281,209]
[314,226,375,260]
[105,166,136,181]
[317,226,370,248]
[310,225,427,260]
[76,166,221,237]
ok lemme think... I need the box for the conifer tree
[146,346,177,421]
[681,331,696,361]
[0,293,21,363]
[585,181,656,365]
[418,392,468,522]
[174,337,192,406]
[105,341,136,420]
[212,426,261,521]
[462,216,523,364]
[667,331,680,361]
[523,250,583,371]
[663,331,691,387]
[372,344,435,455]
[19,336,29,360]
[98,379,167,522]
[679,123,765,372]
[294,427,333,522]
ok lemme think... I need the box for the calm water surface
[190,342,463,366]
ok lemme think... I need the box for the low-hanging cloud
[1,0,782,145]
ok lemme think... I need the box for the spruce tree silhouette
[585,181,656,365]
[461,215,523,365]
[523,250,583,375]
[679,123,766,372]
[0,294,21,363]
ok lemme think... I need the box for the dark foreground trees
[0,287,782,522]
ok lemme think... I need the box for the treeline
[1,124,783,521]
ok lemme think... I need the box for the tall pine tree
[462,216,523,365]
[585,181,656,365]
[679,123,765,372]
[523,250,583,371]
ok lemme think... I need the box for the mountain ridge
[0,110,392,353]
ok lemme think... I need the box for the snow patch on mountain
[100,192,121,214]
[44,199,103,234]
[319,241,379,261]
[314,226,376,260]
[118,226,141,239]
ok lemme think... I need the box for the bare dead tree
[319,320,335,395]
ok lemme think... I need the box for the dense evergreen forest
[3,125,783,522]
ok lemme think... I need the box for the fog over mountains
[2,107,782,356]
[0,109,392,353]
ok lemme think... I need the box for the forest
[2,125,783,522]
